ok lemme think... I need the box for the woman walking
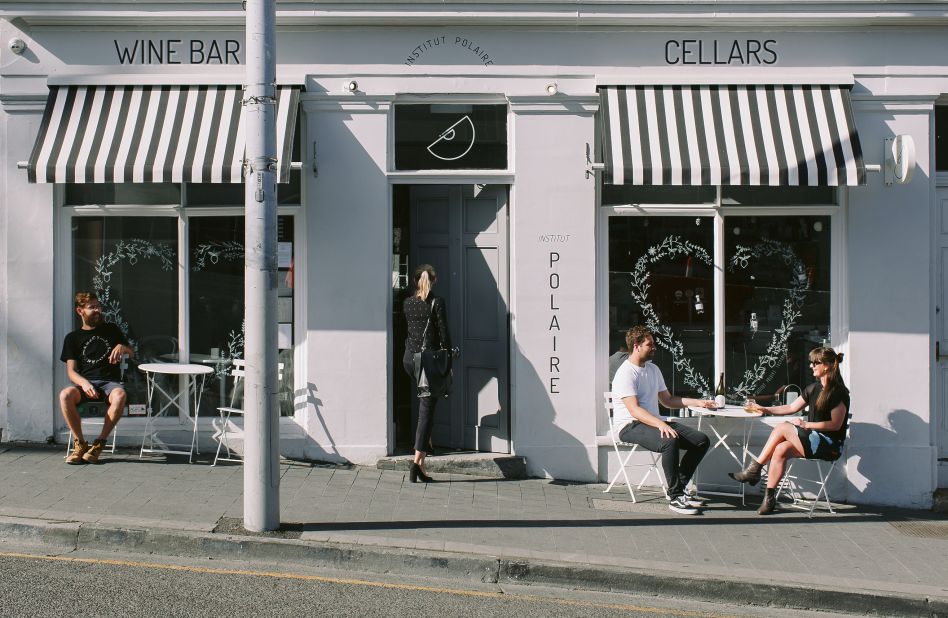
[402,264,452,483]
[729,347,850,514]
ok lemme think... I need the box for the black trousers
[403,353,437,454]
[618,421,710,498]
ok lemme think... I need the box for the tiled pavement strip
[1,443,948,607]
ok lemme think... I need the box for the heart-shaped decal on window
[630,235,808,402]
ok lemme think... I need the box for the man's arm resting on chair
[621,395,677,439]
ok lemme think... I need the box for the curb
[2,516,946,617]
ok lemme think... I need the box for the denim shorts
[796,426,841,461]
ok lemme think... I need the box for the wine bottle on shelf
[714,372,726,407]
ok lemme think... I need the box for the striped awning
[599,85,865,186]
[28,85,300,184]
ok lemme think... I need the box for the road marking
[0,550,731,617]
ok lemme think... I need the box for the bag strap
[420,297,435,351]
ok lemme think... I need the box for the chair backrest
[226,359,285,407]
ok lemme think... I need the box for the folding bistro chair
[64,355,127,458]
[603,392,669,502]
[213,359,283,465]
[775,412,852,517]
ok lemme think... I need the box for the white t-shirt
[611,360,667,427]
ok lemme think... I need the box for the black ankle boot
[409,463,433,483]
[728,460,762,486]
[758,488,777,515]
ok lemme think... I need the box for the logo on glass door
[427,116,476,161]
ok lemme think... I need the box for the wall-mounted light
[9,38,25,55]
[545,83,558,96]
[345,80,358,93]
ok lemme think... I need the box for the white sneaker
[668,495,700,515]
[683,490,707,507]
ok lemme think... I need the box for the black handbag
[412,298,453,398]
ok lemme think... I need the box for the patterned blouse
[403,295,451,355]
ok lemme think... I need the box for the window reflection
[72,217,178,413]
[724,215,831,404]
[608,216,714,403]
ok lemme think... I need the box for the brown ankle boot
[728,460,762,486]
[758,488,777,515]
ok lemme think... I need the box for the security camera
[9,38,26,55]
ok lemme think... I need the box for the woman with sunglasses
[728,347,850,514]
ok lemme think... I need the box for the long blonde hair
[809,346,846,411]
[414,264,437,301]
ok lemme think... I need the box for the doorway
[392,184,510,453]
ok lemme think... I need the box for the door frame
[388,178,514,454]
[935,167,948,486]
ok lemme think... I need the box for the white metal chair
[774,412,851,517]
[213,359,283,466]
[64,355,127,457]
[603,392,669,502]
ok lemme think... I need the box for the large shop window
[600,84,848,410]
[68,193,297,419]
[607,212,831,407]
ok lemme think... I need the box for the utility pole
[243,0,280,532]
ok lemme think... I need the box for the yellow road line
[0,550,731,617]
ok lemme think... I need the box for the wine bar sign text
[113,39,241,64]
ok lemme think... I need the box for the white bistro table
[689,404,764,504]
[138,362,214,463]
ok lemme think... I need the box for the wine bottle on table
[714,373,726,407]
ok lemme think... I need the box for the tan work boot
[66,439,89,464]
[82,439,107,464]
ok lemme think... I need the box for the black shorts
[796,426,841,461]
[69,380,125,404]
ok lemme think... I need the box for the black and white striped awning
[599,85,865,186]
[27,85,300,184]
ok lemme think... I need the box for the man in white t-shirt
[611,325,717,515]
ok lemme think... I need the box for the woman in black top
[403,264,452,483]
[729,347,850,514]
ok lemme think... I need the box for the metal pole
[243,0,280,532]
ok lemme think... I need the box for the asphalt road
[0,545,846,618]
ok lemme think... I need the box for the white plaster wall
[510,101,599,481]
[844,102,934,508]
[1,104,56,441]
[299,98,391,465]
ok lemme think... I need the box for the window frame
[54,186,305,435]
[596,187,847,435]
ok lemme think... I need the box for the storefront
[0,2,945,508]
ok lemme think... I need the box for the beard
[86,312,103,327]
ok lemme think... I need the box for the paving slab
[0,443,946,616]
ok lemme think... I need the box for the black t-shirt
[60,323,129,382]
[802,381,850,443]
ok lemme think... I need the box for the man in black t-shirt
[59,292,135,464]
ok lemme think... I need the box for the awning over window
[27,85,300,184]
[599,85,865,187]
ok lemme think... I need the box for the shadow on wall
[292,381,345,464]
[514,341,595,481]
[847,409,930,504]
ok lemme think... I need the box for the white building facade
[1,1,946,509]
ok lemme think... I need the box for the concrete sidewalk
[1,443,946,616]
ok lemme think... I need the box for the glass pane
[185,170,302,206]
[72,217,178,414]
[65,183,180,206]
[188,215,295,417]
[609,216,715,410]
[602,185,715,206]
[937,106,948,172]
[394,103,507,170]
[724,215,831,405]
[721,186,836,206]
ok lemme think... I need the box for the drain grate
[889,521,948,540]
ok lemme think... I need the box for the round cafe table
[138,362,214,463]
[689,404,763,504]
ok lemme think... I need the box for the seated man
[612,325,716,515]
[59,292,135,464]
